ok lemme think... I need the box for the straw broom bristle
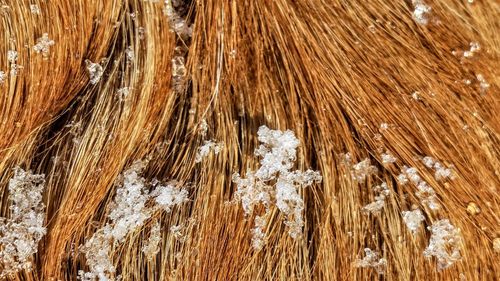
[0,0,498,280]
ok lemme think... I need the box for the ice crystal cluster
[7,50,19,76]
[171,55,187,92]
[195,140,224,163]
[350,158,378,183]
[398,166,440,210]
[381,151,397,165]
[476,74,490,94]
[354,248,387,274]
[0,167,46,279]
[232,126,322,249]
[362,182,390,214]
[412,0,431,25]
[30,4,40,14]
[33,33,55,58]
[463,42,480,58]
[423,219,461,270]
[402,208,425,234]
[85,60,104,84]
[164,0,192,38]
[79,162,188,281]
[142,222,161,260]
[421,156,455,181]
[0,70,6,84]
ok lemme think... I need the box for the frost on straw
[195,140,224,163]
[412,0,431,25]
[402,208,425,234]
[0,71,5,84]
[7,50,19,76]
[463,42,480,58]
[423,219,461,270]
[251,216,267,250]
[79,162,188,280]
[362,182,390,214]
[399,166,440,210]
[421,156,455,181]
[151,182,189,212]
[232,126,322,248]
[107,162,152,242]
[30,4,40,14]
[351,158,378,183]
[354,248,387,274]
[33,33,55,58]
[381,151,397,165]
[164,0,192,38]
[125,46,134,63]
[85,59,104,85]
[142,222,161,260]
[476,74,490,94]
[78,227,115,281]
[0,167,46,279]
[7,50,17,63]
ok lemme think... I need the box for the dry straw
[0,0,498,280]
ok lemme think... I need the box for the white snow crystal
[362,182,390,214]
[0,71,6,84]
[0,167,46,278]
[232,126,322,248]
[412,0,431,25]
[85,60,104,84]
[79,162,188,280]
[355,248,387,274]
[152,182,189,212]
[33,33,55,57]
[381,151,397,164]
[351,158,378,183]
[142,222,161,259]
[402,209,425,234]
[195,140,224,163]
[424,219,461,270]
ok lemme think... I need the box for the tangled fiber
[0,0,498,280]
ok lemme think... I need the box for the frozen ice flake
[362,182,390,214]
[142,222,161,260]
[381,151,397,164]
[85,60,104,84]
[79,162,188,280]
[476,74,490,94]
[402,209,425,234]
[412,0,431,25]
[7,50,17,63]
[30,4,40,14]
[195,140,224,163]
[33,33,55,58]
[232,126,321,248]
[164,0,192,38]
[351,158,378,183]
[424,219,461,270]
[151,182,189,212]
[355,248,387,274]
[0,71,6,84]
[0,167,46,278]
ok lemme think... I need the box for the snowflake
[232,126,322,248]
[362,182,390,214]
[33,33,55,57]
[195,140,224,163]
[354,248,387,274]
[85,60,104,84]
[0,167,46,278]
[412,0,431,25]
[424,219,461,270]
[402,209,425,234]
